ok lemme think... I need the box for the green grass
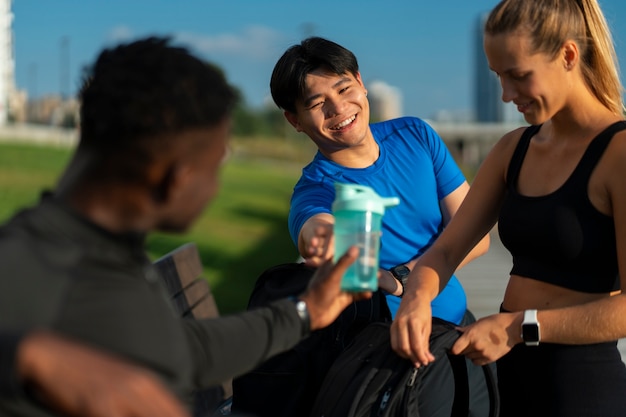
[0,143,74,219]
[0,141,304,314]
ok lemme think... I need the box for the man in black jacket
[0,36,368,417]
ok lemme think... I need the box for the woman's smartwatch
[390,264,410,297]
[521,309,541,346]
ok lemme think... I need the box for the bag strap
[446,354,500,417]
[484,361,500,417]
[430,318,500,417]
[448,353,469,416]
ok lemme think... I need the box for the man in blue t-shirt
[270,37,490,323]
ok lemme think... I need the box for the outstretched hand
[300,246,372,330]
[300,214,335,267]
[18,331,191,417]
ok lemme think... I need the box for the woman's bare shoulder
[483,125,529,164]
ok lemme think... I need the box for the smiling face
[484,31,572,125]
[284,68,376,166]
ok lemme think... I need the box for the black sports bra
[497,121,626,293]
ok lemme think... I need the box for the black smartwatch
[521,309,540,346]
[390,264,410,297]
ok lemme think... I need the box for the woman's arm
[453,129,626,364]
[390,129,520,367]
[438,181,491,270]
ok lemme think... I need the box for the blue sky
[12,0,626,119]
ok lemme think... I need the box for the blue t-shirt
[289,117,467,324]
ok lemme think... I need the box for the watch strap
[390,265,410,297]
[394,273,405,297]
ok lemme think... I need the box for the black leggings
[497,307,626,416]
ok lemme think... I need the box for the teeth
[331,115,356,130]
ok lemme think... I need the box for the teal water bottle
[332,183,400,292]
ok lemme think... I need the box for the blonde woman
[391,0,626,415]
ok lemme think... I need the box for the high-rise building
[0,0,13,126]
[474,13,521,123]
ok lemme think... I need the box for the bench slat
[153,242,232,405]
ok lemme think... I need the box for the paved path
[455,228,626,362]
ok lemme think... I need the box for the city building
[367,79,403,121]
[0,0,14,125]
[474,13,522,124]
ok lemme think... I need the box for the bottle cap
[332,182,400,215]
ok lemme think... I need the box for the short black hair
[270,37,359,113]
[80,36,237,146]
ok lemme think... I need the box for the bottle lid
[332,182,400,215]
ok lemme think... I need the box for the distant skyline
[11,0,626,119]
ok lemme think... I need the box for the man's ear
[150,162,182,205]
[284,110,302,132]
[355,71,364,86]
[355,72,367,95]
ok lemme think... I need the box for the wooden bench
[153,242,232,411]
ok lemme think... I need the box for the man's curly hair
[77,36,238,182]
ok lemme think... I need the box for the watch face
[391,265,410,278]
[522,323,540,344]
[391,265,410,285]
